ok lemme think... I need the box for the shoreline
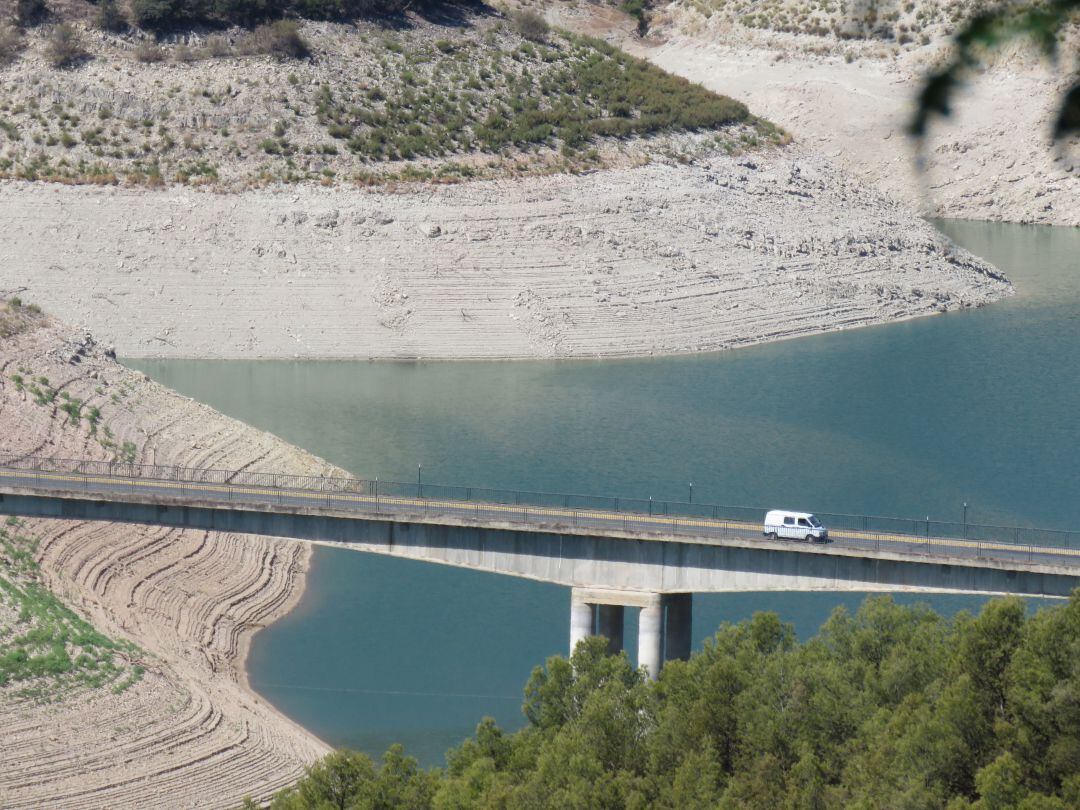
[119,299,1014,364]
[236,541,339,754]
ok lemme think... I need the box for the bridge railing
[1,454,1078,563]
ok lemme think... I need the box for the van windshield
[809,517,823,528]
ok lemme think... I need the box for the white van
[763,510,828,542]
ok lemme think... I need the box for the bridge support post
[638,602,663,679]
[570,590,625,657]
[569,595,593,656]
[639,593,693,680]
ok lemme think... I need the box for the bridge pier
[637,602,662,678]
[569,599,592,656]
[569,588,692,679]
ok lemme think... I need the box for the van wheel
[766,532,778,541]
[805,534,815,543]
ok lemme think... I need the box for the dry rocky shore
[0,308,335,807]
[0,144,1010,359]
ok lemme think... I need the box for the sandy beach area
[0,311,342,807]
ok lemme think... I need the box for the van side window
[798,518,810,527]
[784,517,795,526]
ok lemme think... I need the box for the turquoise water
[128,220,1080,765]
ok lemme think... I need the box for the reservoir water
[129,220,1080,765]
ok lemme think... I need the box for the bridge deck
[1,461,1078,571]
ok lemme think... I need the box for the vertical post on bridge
[569,591,592,656]
[638,600,662,680]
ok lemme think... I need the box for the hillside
[0,302,337,807]
[671,0,998,45]
[0,10,782,186]
[558,0,1080,226]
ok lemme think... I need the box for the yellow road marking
[1,467,1077,559]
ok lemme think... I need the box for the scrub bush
[0,24,25,63]
[512,9,549,42]
[240,20,310,58]
[15,0,47,27]
[134,39,165,62]
[45,23,88,68]
[95,0,128,32]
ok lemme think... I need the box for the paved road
[2,465,1078,570]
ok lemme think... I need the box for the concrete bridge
[2,457,1078,677]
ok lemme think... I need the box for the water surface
[129,220,1080,764]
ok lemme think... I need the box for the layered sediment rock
[0,146,1010,360]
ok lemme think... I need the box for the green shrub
[95,0,128,32]
[213,0,287,25]
[512,10,549,42]
[45,23,89,69]
[272,0,407,21]
[0,24,25,64]
[131,0,187,32]
[241,20,309,59]
[15,0,47,27]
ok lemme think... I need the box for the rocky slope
[0,14,772,186]
[549,0,1080,227]
[0,308,337,808]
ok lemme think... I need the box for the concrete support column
[638,602,663,679]
[569,593,593,656]
[595,604,625,655]
[663,593,693,664]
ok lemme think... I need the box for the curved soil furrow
[0,317,334,808]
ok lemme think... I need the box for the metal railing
[0,454,1078,567]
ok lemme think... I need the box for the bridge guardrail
[0,454,1077,566]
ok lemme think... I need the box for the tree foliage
[14,0,46,27]
[913,0,1080,141]
[266,593,1080,809]
[129,0,409,32]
